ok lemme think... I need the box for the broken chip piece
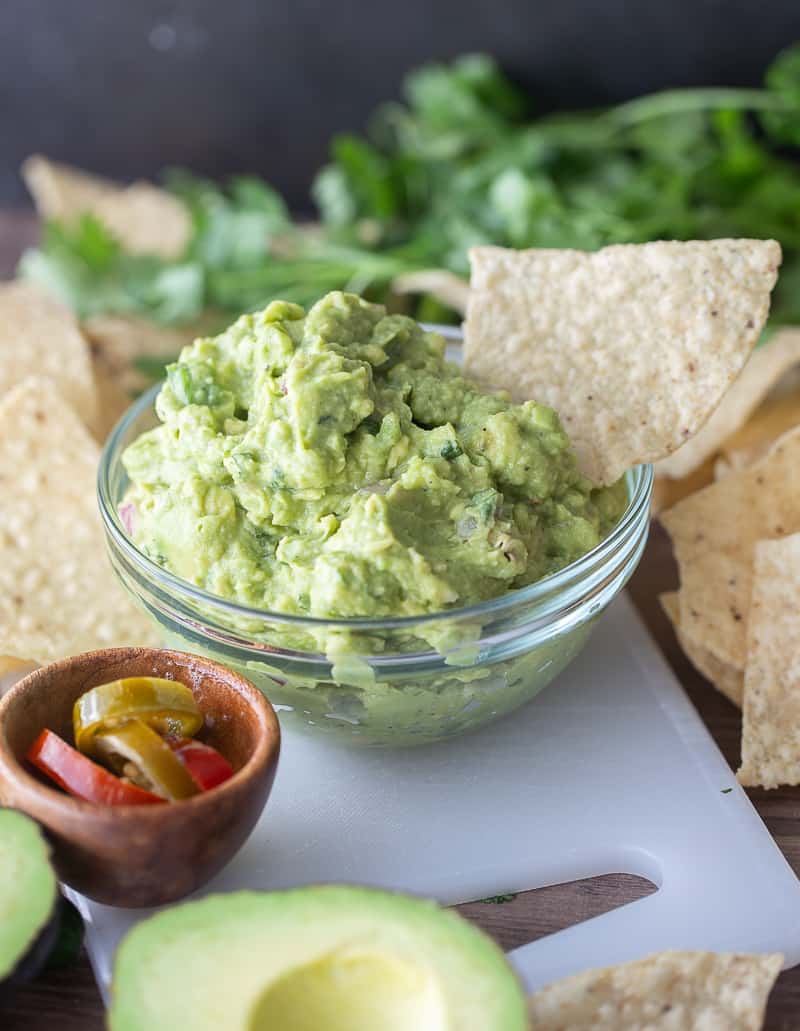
[659,592,743,708]
[660,426,800,670]
[738,533,800,789]
[526,950,782,1031]
[21,155,191,260]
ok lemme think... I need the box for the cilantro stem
[607,87,788,128]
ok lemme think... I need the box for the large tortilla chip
[464,240,781,485]
[660,426,800,669]
[0,279,98,431]
[0,377,158,664]
[659,592,743,707]
[22,155,190,260]
[527,951,781,1030]
[738,534,800,788]
[655,328,800,478]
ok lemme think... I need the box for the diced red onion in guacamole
[119,502,136,535]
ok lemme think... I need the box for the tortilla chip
[22,155,190,260]
[660,426,800,669]
[715,383,800,480]
[0,280,98,431]
[526,951,781,1030]
[655,329,800,479]
[714,452,745,480]
[659,592,743,707]
[464,240,781,485]
[392,269,470,314]
[0,377,158,664]
[738,534,800,788]
[650,457,717,517]
[660,591,680,625]
[90,352,135,441]
[0,656,37,675]
[82,313,207,396]
[0,657,38,700]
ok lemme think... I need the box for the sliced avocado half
[0,808,59,989]
[110,886,527,1031]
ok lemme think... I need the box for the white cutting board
[69,593,800,1001]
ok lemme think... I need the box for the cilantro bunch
[21,44,800,326]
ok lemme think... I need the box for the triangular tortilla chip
[738,533,800,788]
[659,592,743,707]
[22,155,190,260]
[0,377,158,664]
[656,328,800,478]
[464,240,780,484]
[527,951,782,1030]
[0,279,98,431]
[660,426,800,669]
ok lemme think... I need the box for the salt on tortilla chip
[659,592,743,707]
[0,377,158,664]
[655,329,800,479]
[392,269,470,315]
[464,240,781,485]
[0,280,98,431]
[526,951,782,1030]
[660,426,800,669]
[22,155,190,260]
[738,534,800,788]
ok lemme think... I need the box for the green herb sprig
[20,45,800,327]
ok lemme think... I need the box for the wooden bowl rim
[0,647,281,822]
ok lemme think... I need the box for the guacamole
[122,292,626,620]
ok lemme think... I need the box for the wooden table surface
[2,210,799,1030]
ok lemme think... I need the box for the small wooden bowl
[0,648,280,907]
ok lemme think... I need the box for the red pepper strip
[26,729,164,806]
[167,738,234,791]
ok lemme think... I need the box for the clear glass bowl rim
[97,328,653,635]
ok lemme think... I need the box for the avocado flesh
[110,886,527,1031]
[0,809,58,984]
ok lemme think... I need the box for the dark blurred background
[2,0,800,211]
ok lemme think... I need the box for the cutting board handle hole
[456,872,656,951]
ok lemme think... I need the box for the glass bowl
[98,368,652,748]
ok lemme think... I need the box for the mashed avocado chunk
[122,292,626,619]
